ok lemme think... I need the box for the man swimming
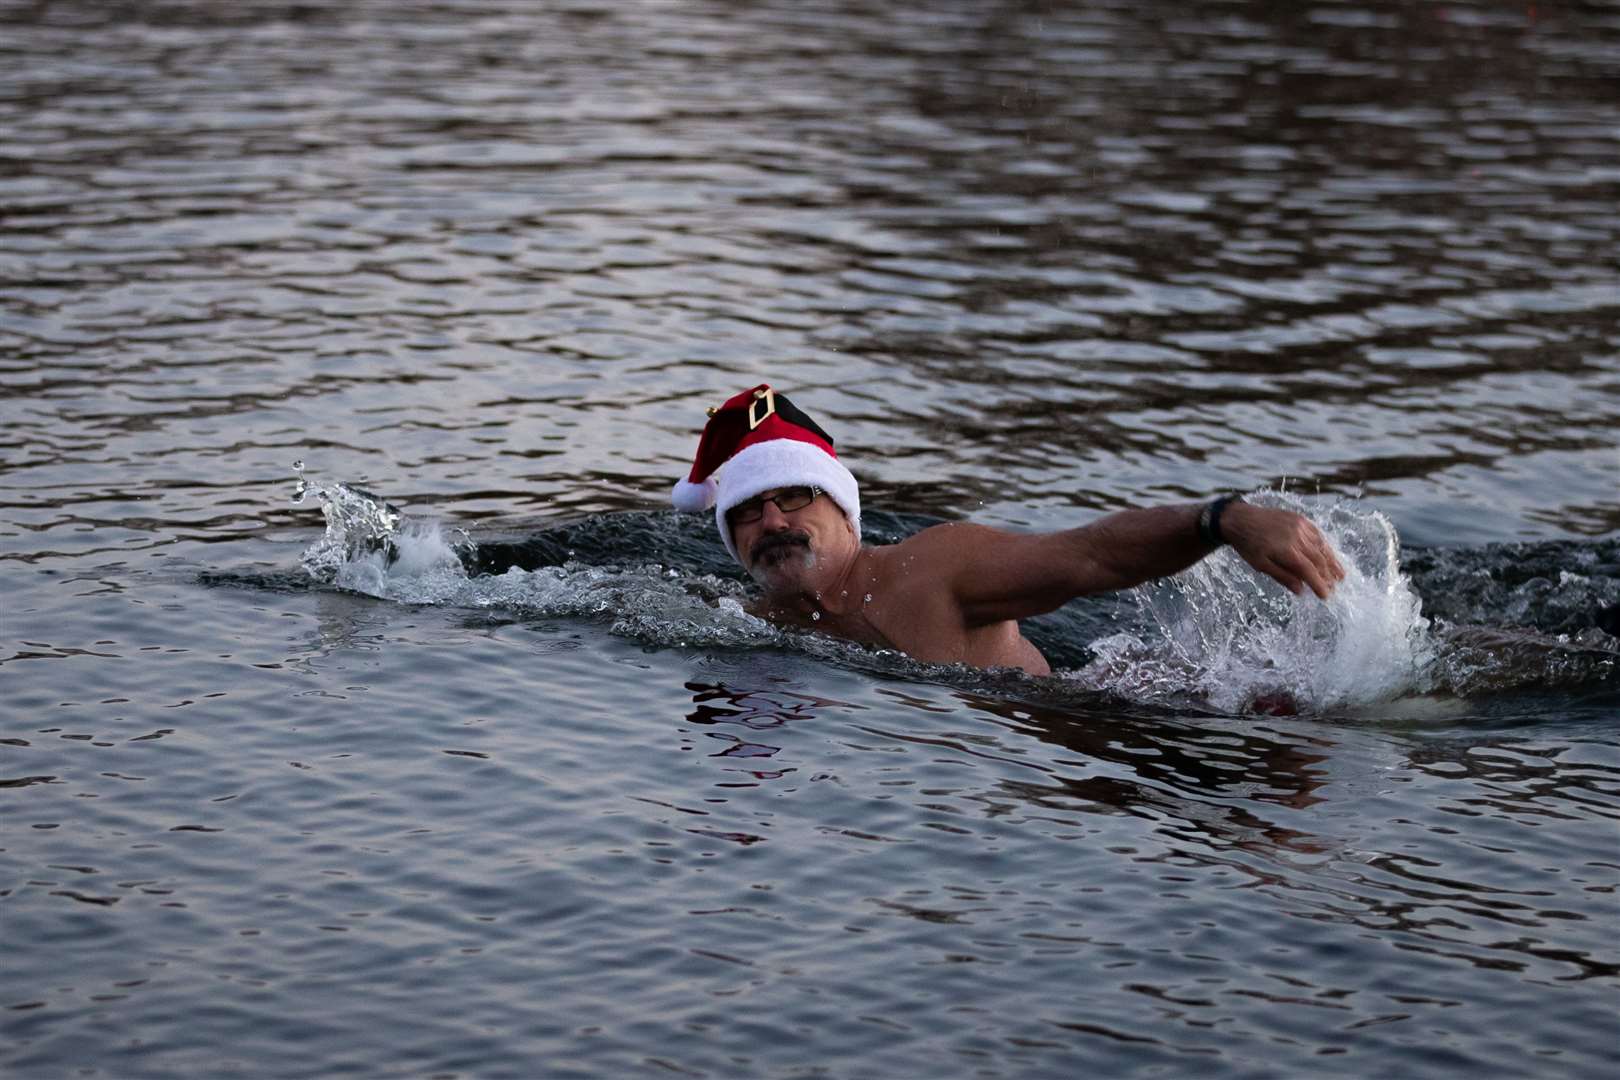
[671,384,1346,676]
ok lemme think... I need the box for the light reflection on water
[2,0,1618,1077]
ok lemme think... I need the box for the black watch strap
[1197,494,1244,546]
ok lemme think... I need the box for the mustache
[749,530,811,564]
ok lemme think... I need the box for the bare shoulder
[867,521,1034,597]
[874,521,1009,573]
[892,520,1011,555]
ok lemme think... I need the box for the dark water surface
[4,1,1619,1077]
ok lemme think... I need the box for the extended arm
[920,500,1345,626]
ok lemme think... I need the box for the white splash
[1073,492,1438,713]
[291,467,1466,699]
[292,464,783,650]
[332,520,471,602]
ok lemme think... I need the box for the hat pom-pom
[671,475,716,513]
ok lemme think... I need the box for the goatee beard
[749,530,813,580]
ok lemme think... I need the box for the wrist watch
[1197,493,1244,546]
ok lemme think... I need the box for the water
[4,1,1619,1077]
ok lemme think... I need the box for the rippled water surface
[4,1,1619,1077]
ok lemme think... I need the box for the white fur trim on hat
[670,475,716,513]
[713,439,861,565]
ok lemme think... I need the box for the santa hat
[671,384,861,563]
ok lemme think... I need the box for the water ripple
[4,1,1619,1077]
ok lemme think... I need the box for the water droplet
[811,611,821,621]
[863,593,873,603]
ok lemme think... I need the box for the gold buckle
[747,387,776,430]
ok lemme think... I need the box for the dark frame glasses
[727,486,821,525]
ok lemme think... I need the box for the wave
[282,464,1619,716]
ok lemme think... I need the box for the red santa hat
[671,384,861,563]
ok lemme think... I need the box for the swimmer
[671,384,1346,676]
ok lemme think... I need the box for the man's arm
[907,501,1346,626]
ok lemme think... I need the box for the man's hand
[1221,502,1347,599]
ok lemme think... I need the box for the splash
[290,463,784,650]
[294,461,410,582]
[1073,492,1438,714]
[287,468,1615,703]
[292,461,484,600]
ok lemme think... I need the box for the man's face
[728,486,854,592]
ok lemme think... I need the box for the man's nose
[759,499,790,530]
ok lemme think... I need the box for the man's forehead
[739,485,806,501]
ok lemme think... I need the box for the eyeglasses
[727,486,820,525]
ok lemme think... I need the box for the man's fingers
[1305,546,1344,597]
[1313,534,1347,583]
[1283,543,1337,599]
[1260,549,1336,600]
[1256,558,1306,596]
[1291,523,1345,596]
